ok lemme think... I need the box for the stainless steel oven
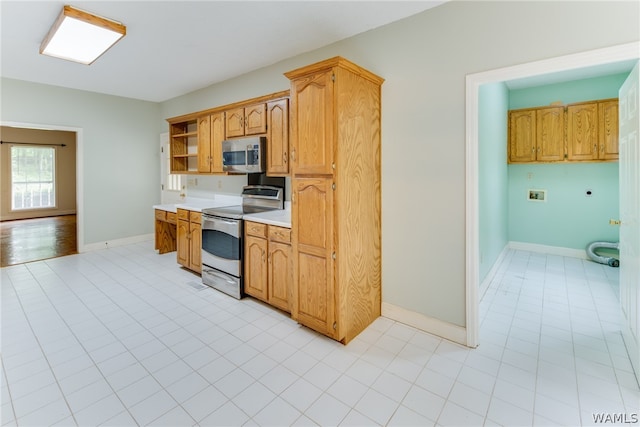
[201,215,243,298]
[201,184,283,299]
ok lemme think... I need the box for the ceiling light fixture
[40,5,126,65]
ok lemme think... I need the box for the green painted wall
[507,73,627,250]
[479,83,509,281]
[508,163,619,249]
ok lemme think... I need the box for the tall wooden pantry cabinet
[284,57,384,344]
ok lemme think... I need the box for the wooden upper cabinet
[508,107,564,163]
[266,99,289,176]
[210,112,225,173]
[536,107,565,162]
[508,109,536,163]
[197,115,211,173]
[509,99,618,163]
[598,99,619,160]
[225,108,245,138]
[225,103,267,138]
[197,112,225,173]
[567,102,598,161]
[245,103,267,135]
[169,120,198,173]
[289,69,334,175]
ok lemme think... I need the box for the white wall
[161,1,639,329]
[0,78,161,245]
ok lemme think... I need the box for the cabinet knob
[291,148,296,162]
[283,152,288,164]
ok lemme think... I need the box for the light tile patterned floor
[1,243,638,426]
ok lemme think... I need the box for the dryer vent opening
[586,241,620,268]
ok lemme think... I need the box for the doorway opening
[466,43,640,404]
[466,41,639,347]
[0,122,84,265]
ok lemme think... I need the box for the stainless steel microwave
[222,136,265,173]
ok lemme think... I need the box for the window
[11,145,56,210]
[161,137,182,192]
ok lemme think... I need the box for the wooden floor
[0,215,77,267]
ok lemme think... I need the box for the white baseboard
[80,234,153,253]
[382,302,467,346]
[508,241,588,260]
[480,244,509,300]
[0,210,77,221]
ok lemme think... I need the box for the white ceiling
[0,1,446,102]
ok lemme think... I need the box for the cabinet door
[197,115,212,173]
[266,99,289,176]
[292,177,337,338]
[245,103,267,135]
[245,235,268,301]
[508,110,536,163]
[190,221,201,273]
[226,108,245,138]
[599,100,619,160]
[268,240,292,313]
[210,112,226,173]
[290,70,334,175]
[177,219,190,268]
[536,107,565,162]
[567,102,598,160]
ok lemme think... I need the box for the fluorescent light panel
[40,5,126,65]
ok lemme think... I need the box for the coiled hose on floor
[586,241,620,267]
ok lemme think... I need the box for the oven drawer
[268,226,291,243]
[190,211,201,224]
[166,212,177,224]
[177,208,189,221]
[246,221,267,238]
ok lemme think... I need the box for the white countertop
[243,209,291,228]
[153,195,241,213]
[154,196,291,227]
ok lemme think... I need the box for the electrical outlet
[217,180,222,189]
[527,172,533,180]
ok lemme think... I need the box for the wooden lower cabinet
[244,221,292,312]
[154,209,177,254]
[177,209,202,273]
[291,178,336,338]
[244,234,268,300]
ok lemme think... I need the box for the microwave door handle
[245,146,250,168]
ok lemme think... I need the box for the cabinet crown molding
[284,56,384,85]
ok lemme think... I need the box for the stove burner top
[202,185,284,220]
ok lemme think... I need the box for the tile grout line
[3,263,80,426]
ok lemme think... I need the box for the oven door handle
[202,216,241,237]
